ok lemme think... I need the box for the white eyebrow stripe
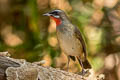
[54,10,62,12]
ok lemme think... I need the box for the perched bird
[43,9,91,75]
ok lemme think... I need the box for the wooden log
[0,52,104,80]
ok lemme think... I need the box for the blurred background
[0,0,120,80]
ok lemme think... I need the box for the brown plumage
[43,9,91,75]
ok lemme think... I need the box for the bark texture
[0,52,104,80]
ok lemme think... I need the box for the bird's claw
[78,69,90,77]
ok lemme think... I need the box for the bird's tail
[82,59,91,69]
[77,57,91,69]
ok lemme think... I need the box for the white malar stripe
[54,15,60,18]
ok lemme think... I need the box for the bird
[43,9,91,75]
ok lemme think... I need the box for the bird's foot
[79,69,86,75]
[78,69,90,77]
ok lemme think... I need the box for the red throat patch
[50,16,61,26]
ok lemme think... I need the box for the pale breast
[56,28,83,56]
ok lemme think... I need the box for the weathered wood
[0,56,20,80]
[0,52,104,80]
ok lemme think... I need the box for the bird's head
[43,9,67,26]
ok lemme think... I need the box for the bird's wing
[74,26,87,58]
[74,26,91,68]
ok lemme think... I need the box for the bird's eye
[54,12,58,15]
[51,12,60,18]
[51,12,58,15]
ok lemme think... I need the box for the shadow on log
[0,56,20,80]
[0,52,104,80]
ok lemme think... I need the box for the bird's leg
[67,56,70,72]
[77,58,86,75]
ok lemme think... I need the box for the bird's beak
[43,13,52,16]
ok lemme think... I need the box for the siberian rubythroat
[43,9,91,75]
